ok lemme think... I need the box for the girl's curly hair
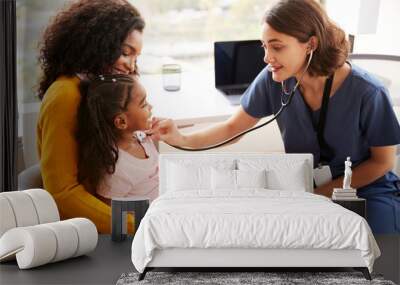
[76,74,137,192]
[37,0,145,99]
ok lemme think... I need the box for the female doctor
[150,0,400,234]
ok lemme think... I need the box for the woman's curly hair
[264,0,350,76]
[37,0,145,99]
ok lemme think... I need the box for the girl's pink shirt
[97,137,159,202]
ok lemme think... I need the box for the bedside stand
[332,198,366,219]
[111,197,150,242]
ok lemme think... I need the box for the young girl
[76,74,159,204]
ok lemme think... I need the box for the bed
[131,153,380,280]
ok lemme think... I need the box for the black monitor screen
[214,40,265,88]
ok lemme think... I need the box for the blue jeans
[358,181,400,234]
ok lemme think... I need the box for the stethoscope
[149,50,314,151]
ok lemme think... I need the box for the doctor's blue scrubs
[241,63,400,234]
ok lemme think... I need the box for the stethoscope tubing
[166,92,294,151]
[166,50,313,151]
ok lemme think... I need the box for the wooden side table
[332,198,366,219]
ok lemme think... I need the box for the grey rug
[116,271,396,285]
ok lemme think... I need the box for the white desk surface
[141,72,239,126]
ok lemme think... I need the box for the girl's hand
[147,117,185,146]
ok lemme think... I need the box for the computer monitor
[214,40,265,93]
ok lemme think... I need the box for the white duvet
[131,190,380,273]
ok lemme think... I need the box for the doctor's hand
[147,118,185,146]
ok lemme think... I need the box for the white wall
[326,0,400,55]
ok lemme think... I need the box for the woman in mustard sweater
[36,0,145,233]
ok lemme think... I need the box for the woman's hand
[314,183,335,197]
[147,107,260,149]
[147,117,186,146]
[314,145,397,198]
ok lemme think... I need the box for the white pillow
[238,159,307,191]
[166,159,236,192]
[167,162,211,191]
[211,168,236,190]
[211,168,267,190]
[266,166,306,191]
[236,169,267,189]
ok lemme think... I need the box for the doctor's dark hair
[37,0,145,100]
[264,0,349,76]
[76,74,136,192]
